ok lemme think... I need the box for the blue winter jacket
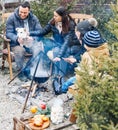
[29,19,81,58]
[6,8,42,47]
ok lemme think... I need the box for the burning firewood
[21,81,32,88]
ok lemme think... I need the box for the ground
[0,58,74,130]
[0,69,22,130]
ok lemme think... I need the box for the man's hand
[17,36,34,47]
[17,37,24,45]
[63,56,77,64]
[26,36,33,41]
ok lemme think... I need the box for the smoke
[23,38,55,80]
[30,41,51,78]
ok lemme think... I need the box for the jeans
[52,47,69,77]
[61,76,76,93]
[11,46,26,70]
[42,37,57,53]
[11,40,43,71]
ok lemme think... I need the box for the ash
[0,60,74,130]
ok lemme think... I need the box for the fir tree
[106,0,118,40]
[73,2,118,129]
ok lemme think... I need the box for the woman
[29,6,81,78]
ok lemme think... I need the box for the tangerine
[30,106,38,114]
[42,116,49,122]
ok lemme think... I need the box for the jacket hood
[87,43,110,57]
[80,42,110,74]
[14,7,33,20]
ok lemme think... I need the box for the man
[6,1,42,80]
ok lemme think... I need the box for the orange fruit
[42,116,49,122]
[30,106,38,114]
[34,118,43,127]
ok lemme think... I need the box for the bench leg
[7,44,13,79]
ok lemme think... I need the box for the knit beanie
[55,6,66,16]
[77,20,93,35]
[83,30,106,47]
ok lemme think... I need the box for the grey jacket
[6,8,42,47]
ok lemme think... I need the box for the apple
[40,103,46,110]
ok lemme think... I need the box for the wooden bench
[69,13,93,24]
[1,12,12,22]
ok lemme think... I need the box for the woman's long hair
[50,6,75,33]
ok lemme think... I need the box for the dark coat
[6,8,42,47]
[30,19,81,58]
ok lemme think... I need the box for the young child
[60,30,110,93]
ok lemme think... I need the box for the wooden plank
[48,121,72,130]
[69,13,93,23]
[14,116,80,130]
[1,12,12,23]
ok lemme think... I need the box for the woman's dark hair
[50,6,75,33]
[20,1,30,9]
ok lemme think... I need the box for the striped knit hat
[83,30,106,47]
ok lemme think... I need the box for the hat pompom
[88,18,98,27]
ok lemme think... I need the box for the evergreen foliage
[30,0,58,27]
[106,1,118,41]
[74,52,118,129]
[79,0,115,41]
[74,1,118,129]
[30,0,78,27]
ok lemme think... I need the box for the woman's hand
[63,56,77,64]
[53,57,61,62]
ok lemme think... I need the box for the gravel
[0,62,74,130]
[0,71,23,130]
